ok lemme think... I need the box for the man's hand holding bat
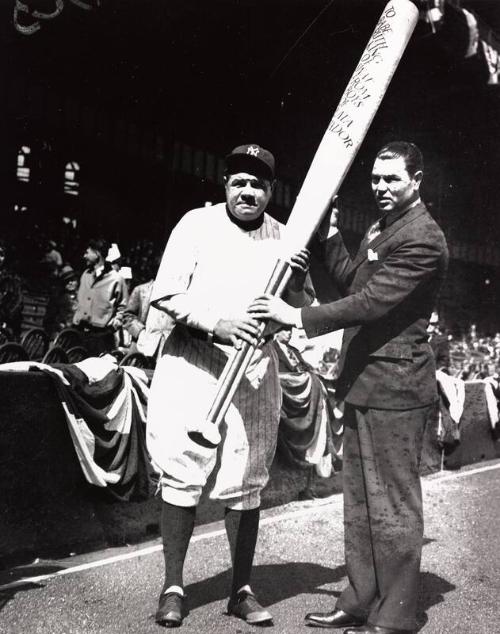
[215,247,311,349]
[248,197,340,326]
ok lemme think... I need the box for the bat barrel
[283,0,419,256]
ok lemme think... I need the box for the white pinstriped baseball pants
[146,331,282,510]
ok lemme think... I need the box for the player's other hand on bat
[248,295,299,327]
[287,247,310,292]
[317,195,340,241]
[214,317,261,349]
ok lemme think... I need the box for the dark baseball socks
[224,506,260,597]
[160,502,261,600]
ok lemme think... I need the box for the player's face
[371,156,422,214]
[225,172,273,222]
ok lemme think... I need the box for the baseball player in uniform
[147,144,314,627]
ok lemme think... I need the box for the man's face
[65,279,78,292]
[83,247,100,267]
[371,156,422,214]
[275,328,292,344]
[225,172,273,222]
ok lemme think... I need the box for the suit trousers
[336,402,431,631]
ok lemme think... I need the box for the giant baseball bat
[188,0,419,448]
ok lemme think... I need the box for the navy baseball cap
[225,144,275,180]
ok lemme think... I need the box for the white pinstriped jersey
[146,202,312,508]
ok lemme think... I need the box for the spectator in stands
[274,327,314,373]
[41,239,63,279]
[123,259,173,359]
[317,347,341,383]
[119,265,134,294]
[428,310,450,372]
[0,241,24,337]
[44,265,79,337]
[468,323,477,342]
[106,242,122,273]
[73,238,128,356]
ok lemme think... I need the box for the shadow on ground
[183,561,455,632]
[185,561,346,612]
[416,571,456,631]
[0,580,48,614]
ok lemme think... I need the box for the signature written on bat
[327,4,397,147]
[360,5,395,66]
[340,5,396,109]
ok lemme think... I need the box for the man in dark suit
[249,142,449,634]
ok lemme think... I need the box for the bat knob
[187,421,222,448]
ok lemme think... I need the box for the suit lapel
[350,203,428,270]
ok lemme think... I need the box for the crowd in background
[0,226,499,386]
[425,312,500,382]
[0,226,164,352]
[448,328,500,381]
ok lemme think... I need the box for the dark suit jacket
[302,202,449,410]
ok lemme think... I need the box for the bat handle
[187,258,292,448]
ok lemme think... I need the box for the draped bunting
[45,360,155,501]
[278,369,343,475]
[0,358,155,501]
[274,340,343,475]
[436,370,499,451]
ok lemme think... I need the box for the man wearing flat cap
[147,144,314,627]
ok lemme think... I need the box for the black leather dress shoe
[305,608,366,628]
[155,592,185,628]
[343,624,414,634]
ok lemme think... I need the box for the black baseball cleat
[155,591,185,628]
[227,589,273,625]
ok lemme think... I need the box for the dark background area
[0,0,499,333]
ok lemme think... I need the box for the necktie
[367,216,386,243]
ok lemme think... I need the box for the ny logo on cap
[247,146,260,156]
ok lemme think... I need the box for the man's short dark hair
[376,142,424,177]
[88,238,110,259]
